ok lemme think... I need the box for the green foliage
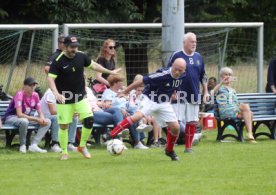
[0,8,8,19]
[0,0,275,59]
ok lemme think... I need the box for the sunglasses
[108,46,116,50]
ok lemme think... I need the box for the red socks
[166,127,178,152]
[110,117,134,138]
[185,123,196,149]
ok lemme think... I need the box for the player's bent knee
[83,116,94,129]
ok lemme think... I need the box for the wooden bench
[215,93,276,142]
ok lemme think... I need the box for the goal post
[0,24,59,94]
[63,22,264,92]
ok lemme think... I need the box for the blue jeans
[45,114,59,142]
[68,117,78,143]
[94,107,123,126]
[46,114,77,144]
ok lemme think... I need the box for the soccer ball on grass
[107,139,125,156]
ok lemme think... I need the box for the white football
[107,139,125,156]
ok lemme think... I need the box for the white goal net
[0,25,58,95]
[64,23,263,93]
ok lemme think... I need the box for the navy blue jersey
[143,68,185,103]
[265,59,276,92]
[167,50,207,103]
[46,49,62,67]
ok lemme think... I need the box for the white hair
[183,32,196,43]
[134,74,143,82]
[219,67,233,78]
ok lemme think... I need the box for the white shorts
[172,103,199,122]
[139,96,177,127]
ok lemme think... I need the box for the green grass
[0,130,275,195]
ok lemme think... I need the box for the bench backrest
[0,101,10,119]
[238,94,276,116]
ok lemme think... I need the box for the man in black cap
[48,35,121,160]
[43,34,79,153]
[4,77,51,153]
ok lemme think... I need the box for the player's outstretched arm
[123,78,144,95]
[91,60,121,75]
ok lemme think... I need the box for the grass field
[0,129,275,195]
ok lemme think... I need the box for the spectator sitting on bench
[102,75,148,149]
[86,86,124,127]
[211,67,257,143]
[40,88,78,153]
[128,74,163,147]
[4,77,51,153]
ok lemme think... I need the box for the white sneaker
[134,141,149,149]
[123,145,128,150]
[28,144,47,153]
[51,144,62,153]
[192,133,202,146]
[68,143,77,152]
[19,145,26,153]
[136,124,153,132]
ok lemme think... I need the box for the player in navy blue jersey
[167,32,209,153]
[44,35,65,74]
[103,58,187,161]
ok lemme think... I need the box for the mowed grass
[0,130,275,195]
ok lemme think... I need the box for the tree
[185,0,276,60]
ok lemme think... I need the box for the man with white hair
[167,32,209,153]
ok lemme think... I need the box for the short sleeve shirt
[46,49,62,67]
[40,88,56,116]
[96,57,115,80]
[101,89,127,109]
[4,90,40,120]
[48,51,92,104]
[143,68,186,103]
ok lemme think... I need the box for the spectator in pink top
[4,77,51,153]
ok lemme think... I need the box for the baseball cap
[64,35,80,47]
[24,77,38,86]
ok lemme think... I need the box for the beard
[67,50,76,58]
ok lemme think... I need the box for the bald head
[183,32,197,55]
[171,58,186,78]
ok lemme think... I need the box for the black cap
[64,35,80,47]
[24,77,38,86]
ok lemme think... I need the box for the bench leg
[236,122,244,142]
[272,121,276,140]
[254,121,276,140]
[44,130,52,148]
[146,131,154,146]
[216,120,224,141]
[26,130,33,147]
[92,128,103,144]
[5,130,16,147]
